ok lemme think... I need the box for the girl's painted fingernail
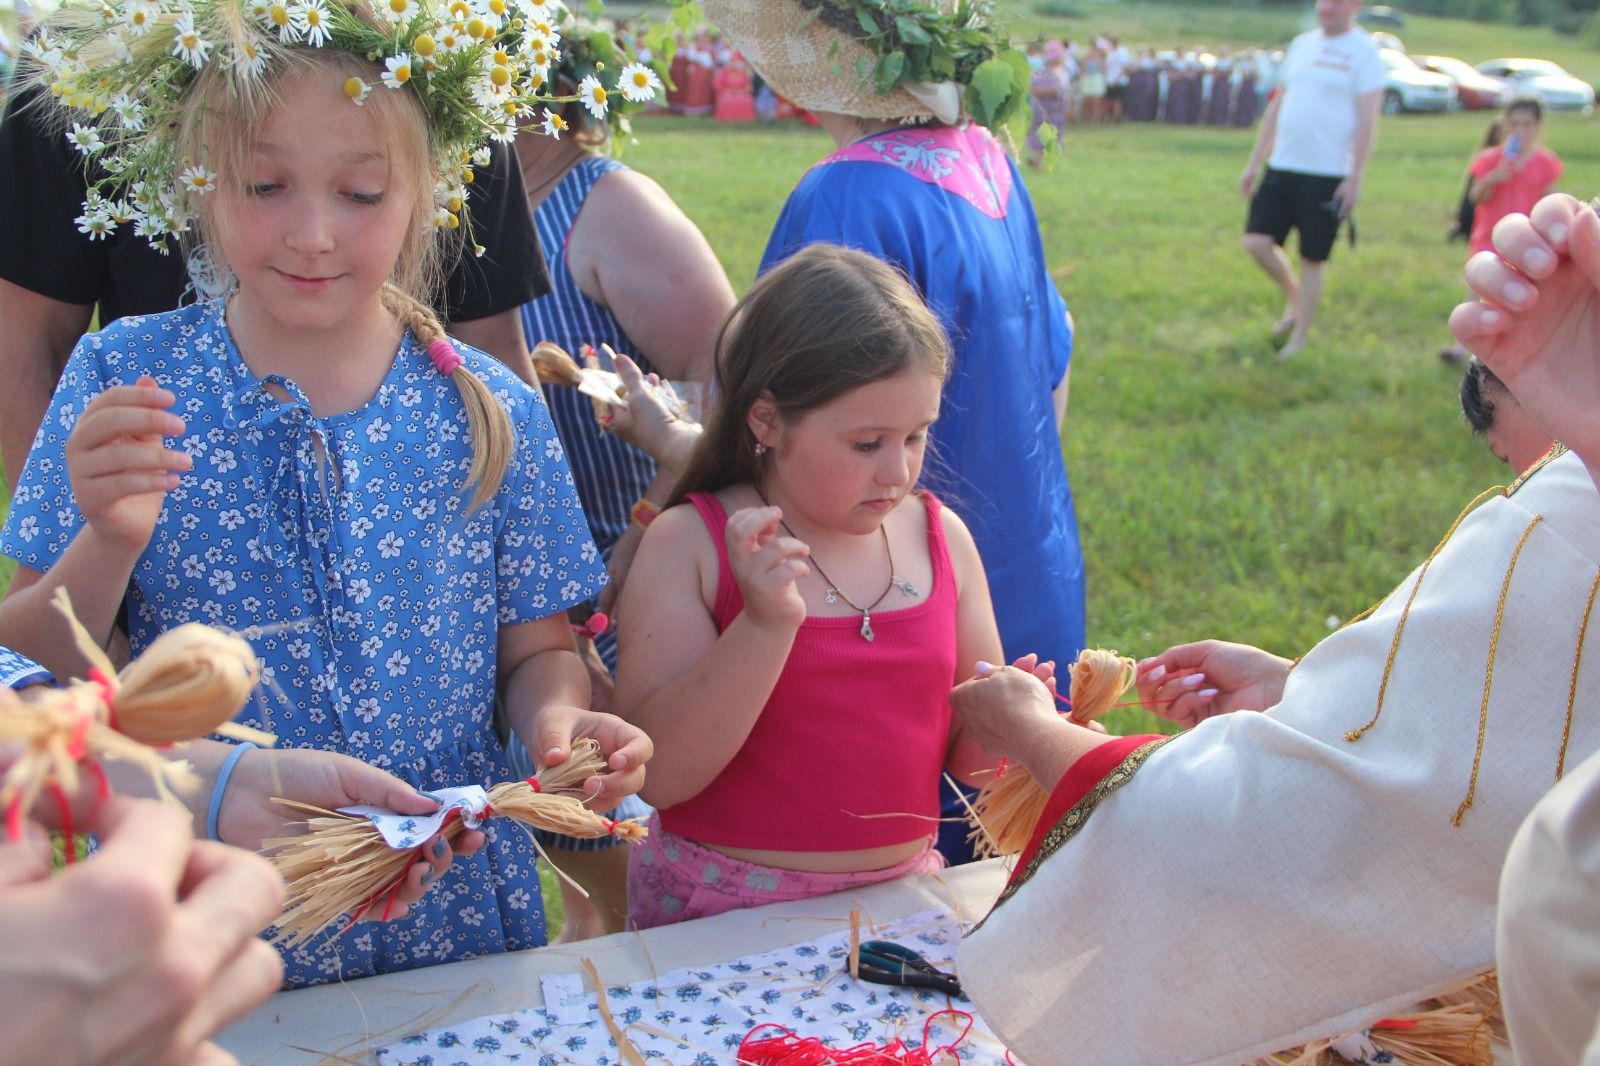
[432,837,447,858]
[544,747,564,762]
[1181,674,1206,688]
[1145,665,1166,684]
[1524,247,1553,272]
[1549,223,1568,244]
[421,867,436,885]
[1197,689,1219,699]
[974,660,995,676]
[1480,308,1500,327]
[1504,280,1532,303]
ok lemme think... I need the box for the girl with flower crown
[0,0,652,986]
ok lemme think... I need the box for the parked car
[1414,54,1511,110]
[1475,57,1595,113]
[1379,49,1457,114]
[1370,30,1405,53]
[1361,5,1408,28]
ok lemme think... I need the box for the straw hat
[698,0,965,124]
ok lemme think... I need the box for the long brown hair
[668,243,951,506]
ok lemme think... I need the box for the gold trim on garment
[968,737,1171,934]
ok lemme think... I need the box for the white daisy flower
[296,0,331,45]
[384,0,413,19]
[248,0,272,18]
[577,73,607,119]
[264,1,303,43]
[435,24,464,52]
[411,31,437,58]
[230,40,268,79]
[381,54,413,89]
[539,108,566,140]
[107,28,135,62]
[178,164,218,195]
[110,93,146,130]
[487,119,516,144]
[344,76,371,105]
[65,123,104,155]
[171,13,211,68]
[76,211,116,240]
[618,62,661,103]
[471,146,491,167]
[122,3,153,34]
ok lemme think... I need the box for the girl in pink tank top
[614,245,1015,929]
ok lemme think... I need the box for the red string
[85,759,111,802]
[524,776,542,793]
[736,1009,979,1065]
[4,796,21,843]
[993,757,1009,780]
[87,667,119,733]
[46,783,74,866]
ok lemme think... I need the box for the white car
[1474,58,1595,113]
[1379,49,1457,114]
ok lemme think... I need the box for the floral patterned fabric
[376,909,1012,1064]
[0,645,53,689]
[0,299,608,987]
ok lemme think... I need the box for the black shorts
[1245,167,1345,262]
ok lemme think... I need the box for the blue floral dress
[0,299,608,987]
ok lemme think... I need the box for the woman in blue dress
[704,0,1087,865]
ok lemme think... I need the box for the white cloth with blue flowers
[375,909,1011,1064]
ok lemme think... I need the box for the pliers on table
[853,939,965,998]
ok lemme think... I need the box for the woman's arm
[939,506,1008,787]
[612,504,805,809]
[568,168,735,385]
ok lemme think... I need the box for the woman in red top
[614,245,1007,928]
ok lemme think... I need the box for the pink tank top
[659,492,960,851]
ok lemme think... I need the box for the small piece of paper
[338,785,490,849]
[540,972,592,1027]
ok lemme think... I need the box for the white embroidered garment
[376,909,1010,1064]
[961,451,1600,1065]
[1498,745,1600,1064]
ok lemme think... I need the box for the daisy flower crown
[26,0,661,251]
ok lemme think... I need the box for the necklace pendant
[824,588,840,606]
[895,578,920,597]
[860,613,875,642]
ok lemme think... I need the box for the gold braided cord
[1454,515,1544,827]
[1346,484,1507,744]
[1558,567,1600,782]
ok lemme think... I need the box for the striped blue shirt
[521,155,658,667]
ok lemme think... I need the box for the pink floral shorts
[627,813,946,930]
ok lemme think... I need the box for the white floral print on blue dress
[0,646,54,690]
[375,909,1014,1064]
[0,299,608,988]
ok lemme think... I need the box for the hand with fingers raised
[1133,640,1293,729]
[66,375,192,556]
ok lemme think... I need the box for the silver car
[1475,58,1596,113]
[1380,49,1457,114]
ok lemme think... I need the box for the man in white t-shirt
[1239,0,1385,357]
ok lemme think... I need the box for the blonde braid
[381,283,514,512]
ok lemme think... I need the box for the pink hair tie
[427,338,462,376]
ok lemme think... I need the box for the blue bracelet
[206,741,257,843]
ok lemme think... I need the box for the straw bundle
[265,738,648,947]
[1248,972,1502,1066]
[530,340,585,388]
[966,649,1137,859]
[0,590,271,834]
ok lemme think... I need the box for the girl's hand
[725,505,809,632]
[1134,640,1293,728]
[218,746,485,922]
[67,376,191,552]
[529,703,654,810]
[1451,193,1600,468]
